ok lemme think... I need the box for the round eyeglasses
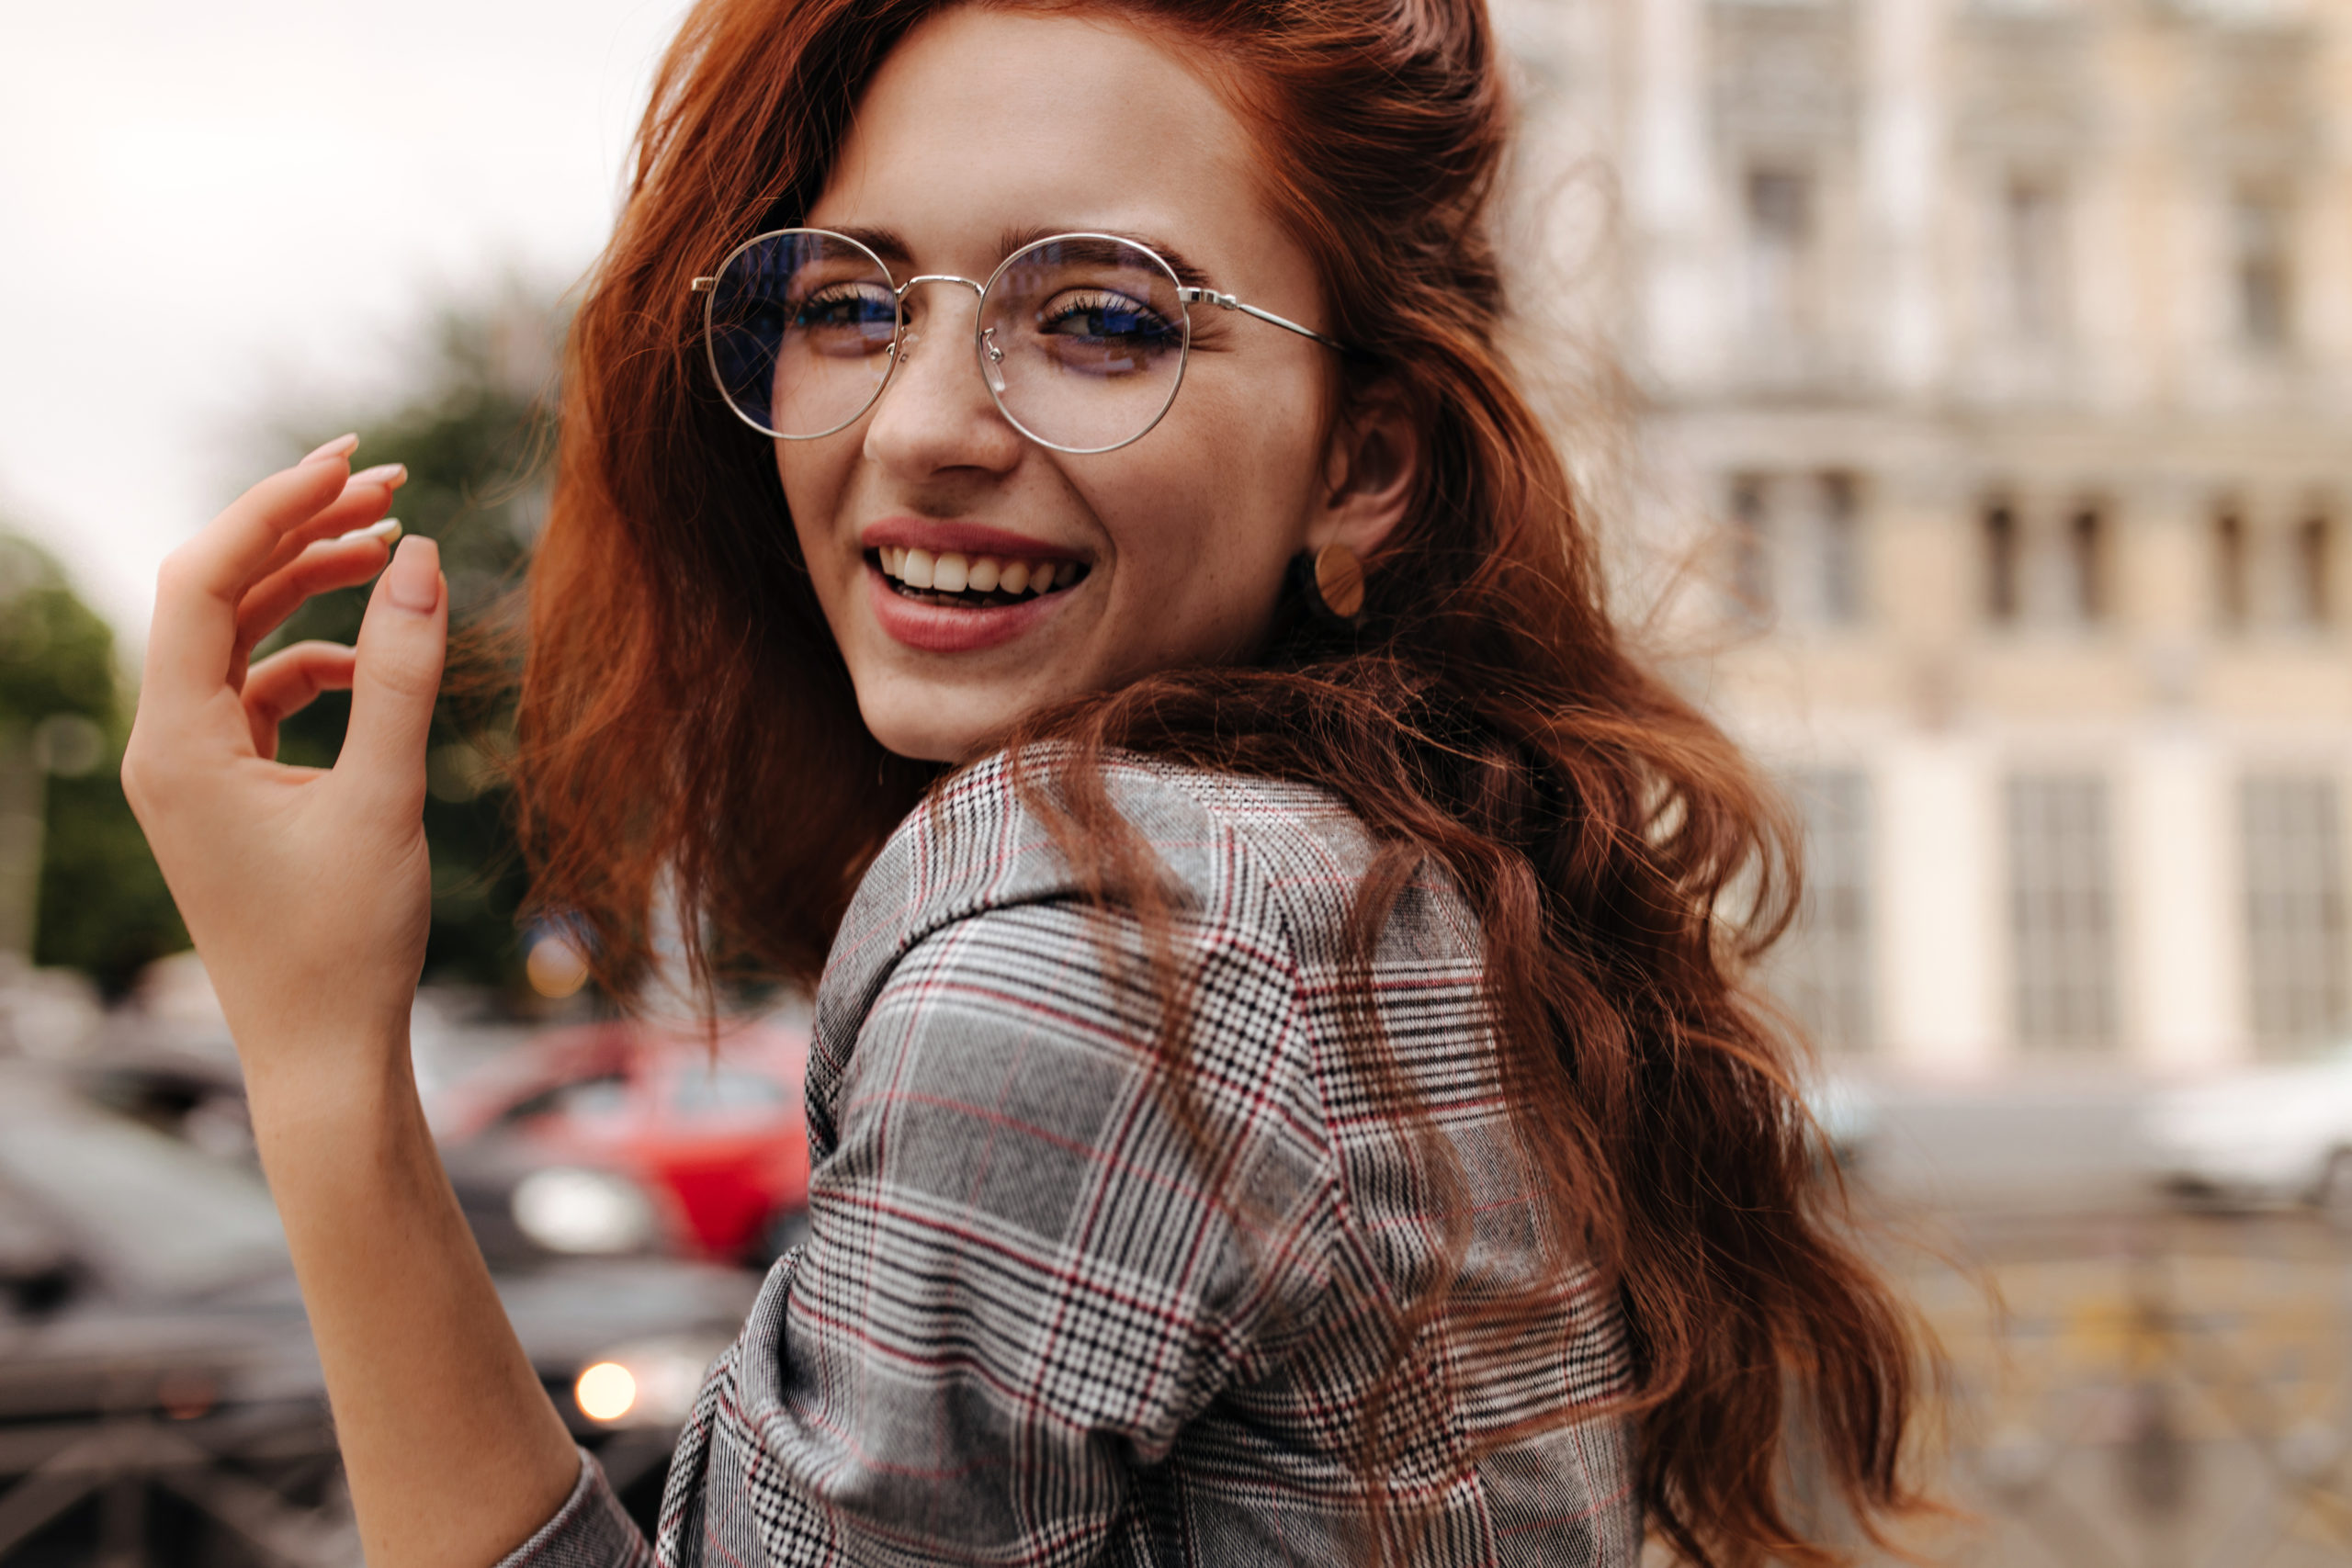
[690,228,1347,456]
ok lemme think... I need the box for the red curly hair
[514,0,1939,1560]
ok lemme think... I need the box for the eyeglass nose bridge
[889,274,984,358]
[884,275,1005,394]
[897,275,984,299]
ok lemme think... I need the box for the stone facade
[1502,0,2352,1076]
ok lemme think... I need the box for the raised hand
[124,434,447,1085]
[124,442,584,1563]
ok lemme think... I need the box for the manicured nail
[303,434,359,463]
[340,517,402,547]
[385,536,441,613]
[352,462,407,489]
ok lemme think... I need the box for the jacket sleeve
[494,1450,654,1568]
[500,895,1333,1567]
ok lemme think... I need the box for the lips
[856,520,1091,654]
[858,518,1086,562]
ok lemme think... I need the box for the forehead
[808,6,1270,271]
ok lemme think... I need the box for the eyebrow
[997,225,1215,289]
[826,224,916,268]
[813,222,1215,290]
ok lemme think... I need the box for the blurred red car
[434,1017,812,1265]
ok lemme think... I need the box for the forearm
[246,1036,581,1567]
[125,457,582,1560]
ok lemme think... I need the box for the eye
[1037,290,1182,351]
[792,282,897,332]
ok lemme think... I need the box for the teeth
[873,547,1080,600]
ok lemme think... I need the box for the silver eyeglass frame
[689,226,1347,456]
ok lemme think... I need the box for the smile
[870,547,1091,608]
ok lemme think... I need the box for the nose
[861,277,1022,478]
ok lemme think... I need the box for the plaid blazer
[500,753,1637,1567]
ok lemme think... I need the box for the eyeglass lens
[704,231,1190,452]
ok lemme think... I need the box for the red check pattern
[500,754,1637,1566]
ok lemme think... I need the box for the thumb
[339,535,447,809]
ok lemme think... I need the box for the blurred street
[1805,1084,2352,1568]
[0,997,785,1567]
[3,0,2347,1556]
[1871,1208,2352,1568]
[1863,1080,2153,1213]
[7,1028,2352,1565]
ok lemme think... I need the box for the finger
[250,465,408,582]
[338,536,447,816]
[143,439,366,716]
[232,523,402,679]
[243,641,358,759]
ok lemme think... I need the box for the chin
[870,723,978,765]
[857,693,1009,766]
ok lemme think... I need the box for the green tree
[266,285,562,997]
[39,756,187,997]
[0,535,188,995]
[0,542,120,723]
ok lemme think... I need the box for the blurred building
[1507,0,2352,1077]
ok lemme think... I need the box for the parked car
[2143,1044,2352,1215]
[431,1016,812,1266]
[0,1062,755,1564]
[70,1041,257,1162]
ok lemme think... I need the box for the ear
[1308,382,1419,560]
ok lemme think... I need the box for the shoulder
[819,750,1374,1012]
[806,755,1343,1294]
[804,752,1384,1139]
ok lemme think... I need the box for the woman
[126,0,1930,1562]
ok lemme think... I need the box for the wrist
[198,931,426,1085]
[240,1022,421,1144]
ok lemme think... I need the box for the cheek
[1090,377,1324,647]
[777,443,855,589]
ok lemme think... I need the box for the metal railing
[1890,1209,2352,1567]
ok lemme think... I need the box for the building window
[2290,514,2332,628]
[2214,508,2335,634]
[2233,189,2293,351]
[1984,502,2020,624]
[1984,499,2108,628]
[2065,505,2106,623]
[2000,174,2068,341]
[2215,509,2250,630]
[1726,472,1865,627]
[1730,474,1772,621]
[2242,774,2348,1055]
[1744,166,1815,346]
[1817,473,1862,625]
[1780,770,1873,1054]
[2007,773,2119,1053]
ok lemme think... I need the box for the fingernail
[340,517,402,547]
[352,462,407,489]
[303,434,359,463]
[385,536,441,613]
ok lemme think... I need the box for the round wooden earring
[1306,543,1364,623]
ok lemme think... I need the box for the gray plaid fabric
[499,754,1637,1567]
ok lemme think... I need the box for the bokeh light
[574,1361,637,1423]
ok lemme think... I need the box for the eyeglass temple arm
[1177,288,1347,353]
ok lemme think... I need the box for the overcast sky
[0,0,695,644]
